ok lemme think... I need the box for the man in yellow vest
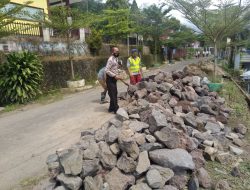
[127,49,142,85]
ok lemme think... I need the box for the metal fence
[5,22,43,37]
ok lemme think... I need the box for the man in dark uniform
[105,47,122,113]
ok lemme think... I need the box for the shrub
[0,51,43,104]
[86,29,103,56]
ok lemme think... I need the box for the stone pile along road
[41,59,246,190]
[0,60,195,190]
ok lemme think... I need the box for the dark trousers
[106,74,119,113]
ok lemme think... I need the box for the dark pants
[106,75,119,113]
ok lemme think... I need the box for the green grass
[205,79,250,189]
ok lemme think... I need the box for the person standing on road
[127,49,142,85]
[97,67,108,104]
[105,47,122,113]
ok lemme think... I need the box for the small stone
[200,104,217,116]
[233,138,245,147]
[149,165,174,184]
[229,145,243,155]
[197,167,211,189]
[188,175,199,190]
[234,124,247,135]
[139,143,163,152]
[129,183,151,190]
[146,169,163,189]
[136,151,151,174]
[162,185,178,190]
[106,125,120,143]
[203,140,214,147]
[169,98,178,108]
[109,118,123,128]
[169,174,188,190]
[226,133,239,140]
[145,135,156,143]
[105,167,135,190]
[129,121,149,132]
[99,142,117,169]
[110,143,120,155]
[116,108,129,121]
[117,152,137,173]
[81,128,95,137]
[83,141,99,160]
[82,159,100,178]
[129,114,141,120]
[95,128,108,142]
[84,176,98,190]
[57,173,82,190]
[205,121,221,134]
[148,109,168,132]
[204,146,218,161]
[215,179,231,190]
[135,89,148,99]
[134,133,146,145]
[215,152,235,164]
[231,166,241,177]
[190,149,205,169]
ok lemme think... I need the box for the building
[3,0,49,37]
[49,0,84,7]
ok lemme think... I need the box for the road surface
[0,59,197,190]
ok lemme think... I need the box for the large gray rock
[99,142,117,169]
[149,109,168,132]
[149,165,174,184]
[82,159,100,178]
[136,151,151,174]
[105,167,135,190]
[116,108,129,121]
[106,125,120,143]
[57,173,82,190]
[129,121,149,132]
[118,129,139,160]
[117,152,137,173]
[149,148,195,171]
[134,133,146,145]
[83,141,99,160]
[59,149,83,176]
[146,169,163,188]
[145,82,158,92]
[129,183,151,190]
[154,127,182,149]
[95,128,108,142]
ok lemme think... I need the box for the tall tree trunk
[154,39,157,64]
[228,45,235,68]
[214,40,218,78]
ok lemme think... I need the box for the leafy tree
[141,4,172,63]
[92,9,134,44]
[86,29,103,55]
[131,0,139,13]
[168,0,250,75]
[106,0,129,10]
[0,0,31,38]
[71,0,104,13]
[36,6,91,80]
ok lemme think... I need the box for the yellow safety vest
[128,56,141,73]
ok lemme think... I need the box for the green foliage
[71,0,104,13]
[92,9,133,43]
[106,0,129,9]
[86,29,103,56]
[0,51,43,104]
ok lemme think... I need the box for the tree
[0,0,31,38]
[168,0,250,75]
[86,29,103,55]
[131,0,139,13]
[106,0,129,10]
[91,9,134,44]
[71,0,104,13]
[36,6,91,80]
[141,4,172,63]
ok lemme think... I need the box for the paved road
[0,59,197,190]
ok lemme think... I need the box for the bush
[0,51,43,104]
[86,29,103,56]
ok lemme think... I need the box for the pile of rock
[44,68,247,190]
